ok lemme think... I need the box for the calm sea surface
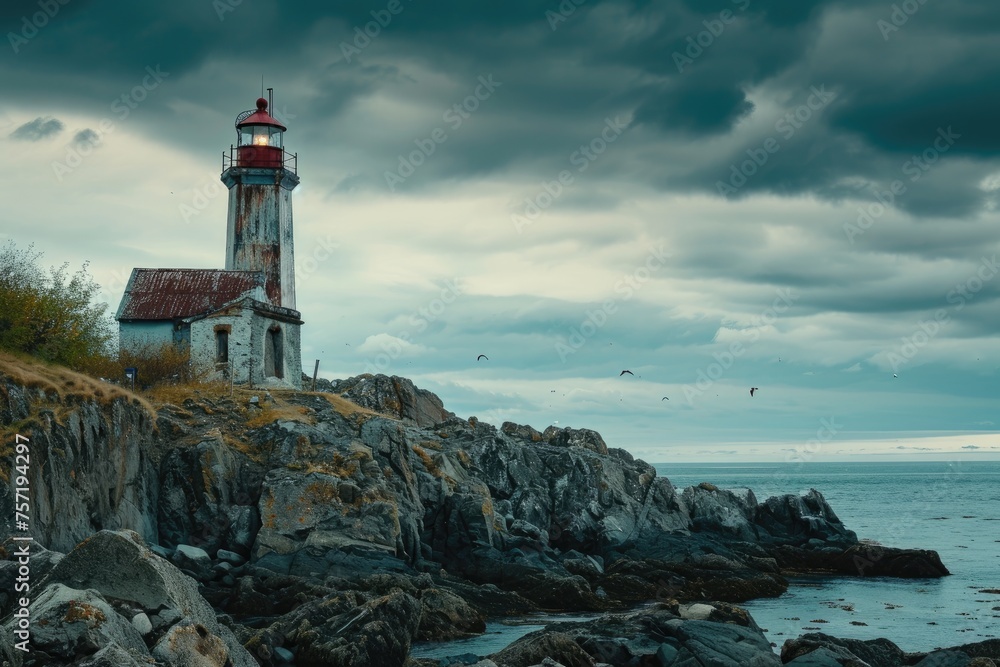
[412,461,1000,659]
[661,460,1000,653]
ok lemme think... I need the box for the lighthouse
[222,94,299,308]
[116,92,304,388]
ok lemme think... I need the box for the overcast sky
[2,0,999,461]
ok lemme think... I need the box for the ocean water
[659,460,1000,653]
[412,461,1000,659]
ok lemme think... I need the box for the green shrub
[76,342,196,388]
[0,241,113,368]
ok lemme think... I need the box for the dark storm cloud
[612,2,823,135]
[72,128,99,148]
[5,0,1000,225]
[679,0,838,27]
[633,81,755,136]
[9,116,62,140]
[1,0,561,80]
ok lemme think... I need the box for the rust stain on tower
[222,97,299,310]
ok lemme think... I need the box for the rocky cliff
[0,357,159,552]
[0,360,952,667]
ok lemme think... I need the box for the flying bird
[620,370,634,376]
[893,374,897,378]
[750,387,759,397]
[477,354,489,361]
[662,397,669,401]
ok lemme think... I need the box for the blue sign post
[124,367,137,392]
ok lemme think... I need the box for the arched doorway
[264,326,284,379]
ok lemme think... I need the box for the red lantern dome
[234,97,287,168]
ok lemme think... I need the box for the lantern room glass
[239,125,283,148]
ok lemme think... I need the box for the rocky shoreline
[0,366,992,666]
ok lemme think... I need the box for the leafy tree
[0,241,113,367]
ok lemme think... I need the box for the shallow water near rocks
[409,613,603,660]
[412,461,1000,660]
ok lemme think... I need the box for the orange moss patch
[263,494,277,529]
[244,399,315,430]
[412,445,442,478]
[144,380,232,407]
[222,434,268,465]
[302,391,391,422]
[295,451,365,479]
[64,600,107,626]
[303,480,340,504]
[200,449,216,499]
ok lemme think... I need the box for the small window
[216,330,229,363]
[239,126,254,147]
[269,127,283,148]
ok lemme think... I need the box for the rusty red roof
[116,269,265,321]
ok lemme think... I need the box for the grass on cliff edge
[1,349,386,436]
[146,381,387,431]
[240,390,387,429]
[0,350,155,416]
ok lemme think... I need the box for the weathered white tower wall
[221,168,299,309]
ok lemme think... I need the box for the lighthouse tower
[222,94,299,308]
[116,92,304,388]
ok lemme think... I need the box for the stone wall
[189,306,302,389]
[248,313,302,389]
[189,307,254,385]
